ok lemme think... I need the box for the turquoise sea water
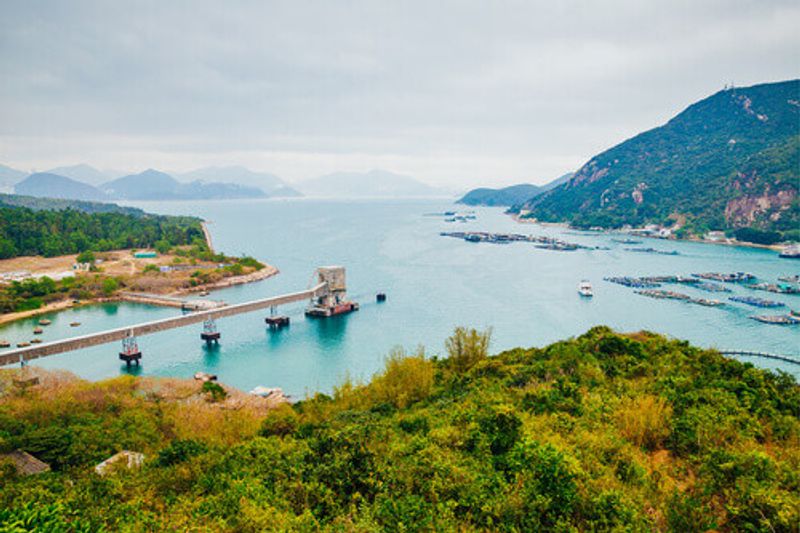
[2,198,798,395]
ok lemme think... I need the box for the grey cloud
[0,0,797,187]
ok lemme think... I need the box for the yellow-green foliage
[445,326,491,372]
[1,326,798,532]
[616,394,673,449]
[368,346,435,408]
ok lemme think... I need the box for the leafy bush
[201,381,227,402]
[445,327,491,372]
[1,328,798,530]
[155,439,207,467]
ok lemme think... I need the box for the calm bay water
[3,198,798,395]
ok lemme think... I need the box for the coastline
[201,221,214,252]
[0,264,280,327]
[510,214,786,252]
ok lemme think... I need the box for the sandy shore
[0,299,80,326]
[177,264,279,296]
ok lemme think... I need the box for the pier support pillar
[201,318,220,345]
[119,335,142,366]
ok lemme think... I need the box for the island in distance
[457,172,572,206]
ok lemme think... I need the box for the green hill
[0,193,145,216]
[1,327,797,531]
[15,172,111,202]
[0,204,204,258]
[458,183,542,206]
[520,80,800,240]
[458,173,575,207]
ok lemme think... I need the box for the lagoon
[2,198,798,395]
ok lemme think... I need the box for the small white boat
[578,280,593,297]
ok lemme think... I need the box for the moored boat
[778,244,800,259]
[578,280,593,297]
[38,318,52,326]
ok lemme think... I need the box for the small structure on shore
[94,451,145,476]
[0,450,50,476]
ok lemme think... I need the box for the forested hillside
[458,183,542,206]
[0,193,144,216]
[520,80,799,239]
[1,327,797,531]
[0,206,204,258]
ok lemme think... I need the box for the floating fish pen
[693,272,756,283]
[536,243,578,251]
[750,314,800,325]
[693,298,724,307]
[604,277,661,288]
[729,296,784,308]
[640,275,699,285]
[695,282,731,293]
[635,289,691,301]
[636,290,723,307]
[624,247,679,256]
[441,231,597,251]
[612,238,642,244]
[745,282,800,295]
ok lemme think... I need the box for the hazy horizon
[1,1,798,189]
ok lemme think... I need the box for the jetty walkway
[0,282,328,367]
[720,351,800,366]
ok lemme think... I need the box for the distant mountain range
[46,163,113,186]
[457,173,574,206]
[1,164,448,201]
[15,173,112,202]
[297,169,445,197]
[100,169,269,200]
[0,165,301,202]
[518,79,799,239]
[0,164,27,190]
[179,166,301,197]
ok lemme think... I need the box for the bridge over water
[0,266,353,368]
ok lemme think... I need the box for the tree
[76,250,96,264]
[102,278,119,296]
[445,326,492,372]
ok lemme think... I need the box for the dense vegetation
[0,275,121,313]
[0,193,144,216]
[1,327,797,531]
[519,80,800,242]
[458,184,542,207]
[0,241,265,312]
[458,173,573,207]
[0,205,204,258]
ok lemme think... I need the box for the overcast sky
[1,1,798,188]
